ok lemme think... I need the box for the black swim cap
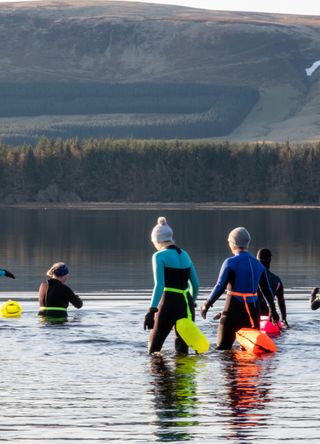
[53,264,69,277]
[257,248,272,261]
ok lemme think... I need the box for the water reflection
[1,206,320,291]
[220,350,274,442]
[148,354,199,441]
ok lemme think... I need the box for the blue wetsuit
[208,251,276,349]
[148,245,199,354]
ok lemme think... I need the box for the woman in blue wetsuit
[200,227,279,350]
[38,262,83,319]
[144,217,199,354]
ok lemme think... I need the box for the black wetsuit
[310,290,320,310]
[38,278,83,318]
[148,245,199,354]
[258,269,286,320]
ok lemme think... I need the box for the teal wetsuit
[148,245,199,354]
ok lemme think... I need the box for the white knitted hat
[151,217,173,243]
[228,227,251,248]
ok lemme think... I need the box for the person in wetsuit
[310,288,320,310]
[200,227,279,350]
[256,248,289,328]
[38,262,83,319]
[144,217,199,354]
[0,268,15,280]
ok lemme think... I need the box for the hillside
[0,0,319,142]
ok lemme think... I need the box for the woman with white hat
[200,227,279,350]
[144,217,199,354]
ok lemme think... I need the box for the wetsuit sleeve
[275,280,287,320]
[65,285,83,308]
[207,259,232,306]
[150,253,164,309]
[0,269,6,277]
[259,271,276,311]
[188,262,199,301]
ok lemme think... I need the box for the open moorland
[0,0,319,143]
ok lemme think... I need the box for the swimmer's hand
[144,307,158,330]
[213,312,222,320]
[269,307,280,324]
[4,270,15,279]
[200,300,211,319]
[310,287,320,310]
[281,319,289,329]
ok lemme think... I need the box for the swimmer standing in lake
[256,248,289,328]
[310,287,320,310]
[200,227,279,350]
[144,217,199,354]
[38,262,83,319]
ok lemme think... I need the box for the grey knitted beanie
[151,217,173,243]
[228,227,251,248]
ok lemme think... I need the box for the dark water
[0,206,320,292]
[0,207,319,442]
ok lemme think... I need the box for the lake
[1,205,320,292]
[0,205,319,443]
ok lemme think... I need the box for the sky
[0,0,319,16]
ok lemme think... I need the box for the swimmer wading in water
[144,217,199,354]
[38,262,83,319]
[200,227,280,350]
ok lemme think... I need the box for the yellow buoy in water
[176,318,210,353]
[1,300,22,318]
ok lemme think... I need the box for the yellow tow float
[1,300,23,317]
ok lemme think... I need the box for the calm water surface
[0,207,319,443]
[0,206,320,291]
[0,300,318,443]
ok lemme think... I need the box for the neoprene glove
[269,307,280,324]
[281,319,289,328]
[200,300,211,319]
[144,307,158,330]
[4,270,15,279]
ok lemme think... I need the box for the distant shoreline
[2,202,320,211]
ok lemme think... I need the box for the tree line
[0,138,319,204]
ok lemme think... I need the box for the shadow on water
[148,353,200,442]
[220,350,275,442]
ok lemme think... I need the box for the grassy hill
[0,0,319,142]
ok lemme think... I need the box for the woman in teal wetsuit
[144,217,199,354]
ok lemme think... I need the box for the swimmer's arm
[259,272,276,312]
[207,259,231,306]
[189,262,199,301]
[310,288,320,310]
[275,281,287,320]
[67,288,83,309]
[38,282,48,306]
[150,253,165,309]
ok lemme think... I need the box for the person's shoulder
[268,269,282,282]
[223,255,236,266]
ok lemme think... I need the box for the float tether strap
[164,287,192,320]
[227,291,257,328]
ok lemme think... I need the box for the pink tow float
[260,315,282,335]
